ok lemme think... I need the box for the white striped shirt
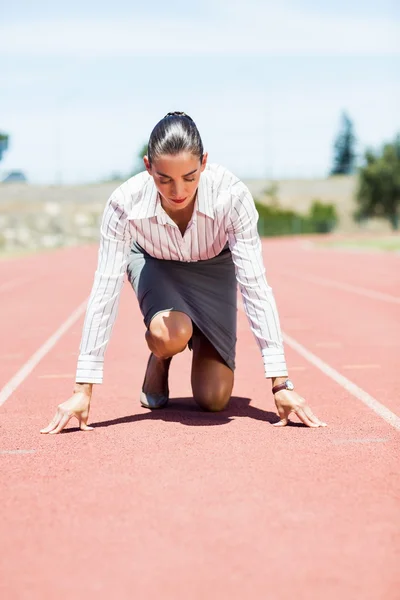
[76,163,288,384]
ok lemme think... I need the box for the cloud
[1,3,399,57]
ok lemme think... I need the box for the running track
[0,238,399,599]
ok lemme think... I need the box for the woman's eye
[159,177,195,184]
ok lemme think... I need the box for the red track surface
[1,238,399,600]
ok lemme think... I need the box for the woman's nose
[172,183,185,198]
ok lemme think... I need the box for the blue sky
[1,0,399,183]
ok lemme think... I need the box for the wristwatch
[272,379,295,394]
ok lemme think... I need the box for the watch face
[286,380,294,391]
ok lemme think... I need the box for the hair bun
[164,111,193,121]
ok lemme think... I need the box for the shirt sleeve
[227,189,288,378]
[75,192,132,384]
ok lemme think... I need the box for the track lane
[263,238,400,417]
[267,237,400,297]
[0,241,399,600]
[0,246,98,386]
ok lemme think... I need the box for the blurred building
[2,171,28,183]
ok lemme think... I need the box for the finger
[302,404,328,427]
[302,404,327,427]
[295,407,319,428]
[79,416,94,431]
[303,405,327,427]
[273,404,290,427]
[78,407,94,431]
[40,409,63,434]
[49,412,73,434]
[273,419,288,427]
[79,423,94,431]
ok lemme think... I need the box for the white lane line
[283,331,400,431]
[0,277,30,294]
[315,342,342,348]
[342,364,381,370]
[238,303,400,431]
[38,374,74,379]
[331,438,389,445]
[282,272,400,305]
[0,450,36,455]
[0,299,88,408]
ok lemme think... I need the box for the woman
[41,112,326,434]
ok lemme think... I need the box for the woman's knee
[193,382,232,412]
[146,311,193,358]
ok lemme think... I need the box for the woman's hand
[273,389,327,428]
[40,384,94,434]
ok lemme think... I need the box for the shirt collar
[127,177,158,220]
[197,170,214,219]
[127,170,214,222]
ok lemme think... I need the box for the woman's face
[144,151,208,213]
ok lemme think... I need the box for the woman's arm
[226,187,326,427]
[75,192,132,384]
[226,187,288,385]
[40,191,132,434]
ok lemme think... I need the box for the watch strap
[272,380,291,394]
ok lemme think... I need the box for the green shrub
[308,200,339,233]
[255,199,338,237]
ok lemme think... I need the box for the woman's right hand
[40,383,94,434]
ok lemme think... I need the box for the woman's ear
[143,155,151,174]
[201,152,208,172]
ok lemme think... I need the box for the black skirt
[126,241,237,371]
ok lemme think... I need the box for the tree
[131,143,148,176]
[355,135,400,230]
[0,132,9,162]
[330,112,356,175]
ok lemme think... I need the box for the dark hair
[147,111,204,165]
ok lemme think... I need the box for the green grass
[315,237,400,252]
[0,246,63,261]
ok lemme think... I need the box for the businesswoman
[41,112,326,434]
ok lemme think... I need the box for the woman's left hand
[273,389,327,428]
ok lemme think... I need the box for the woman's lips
[169,197,187,204]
